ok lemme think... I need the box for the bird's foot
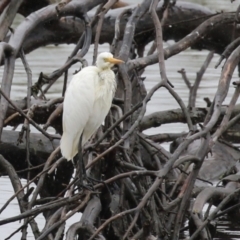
[86,176,112,195]
[75,175,98,193]
[75,175,110,195]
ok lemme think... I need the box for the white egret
[60,52,124,182]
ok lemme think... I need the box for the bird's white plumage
[60,52,122,160]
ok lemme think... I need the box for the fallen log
[0,129,59,176]
[11,1,238,56]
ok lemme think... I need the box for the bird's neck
[98,68,114,81]
[98,66,112,71]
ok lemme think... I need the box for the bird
[60,52,124,182]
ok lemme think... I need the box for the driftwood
[1,0,240,240]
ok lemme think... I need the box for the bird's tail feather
[60,133,77,161]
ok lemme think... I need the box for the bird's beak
[106,57,124,64]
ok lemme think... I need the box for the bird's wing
[61,67,98,159]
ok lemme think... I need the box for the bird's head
[96,52,124,70]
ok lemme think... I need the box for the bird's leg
[77,133,85,185]
[76,133,95,191]
[77,134,110,193]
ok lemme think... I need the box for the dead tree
[0,0,240,239]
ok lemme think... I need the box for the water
[0,0,240,239]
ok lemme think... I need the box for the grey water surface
[0,0,240,239]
